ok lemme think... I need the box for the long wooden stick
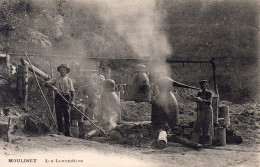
[120,105,128,115]
[55,91,108,138]
[24,52,58,129]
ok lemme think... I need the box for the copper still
[127,64,151,102]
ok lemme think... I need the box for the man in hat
[190,80,214,146]
[44,64,75,136]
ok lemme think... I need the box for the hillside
[0,0,259,103]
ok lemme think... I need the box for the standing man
[45,64,75,136]
[90,65,105,96]
[191,80,214,146]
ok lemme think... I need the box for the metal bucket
[219,105,230,127]
[78,121,85,138]
[214,127,226,146]
[70,127,79,138]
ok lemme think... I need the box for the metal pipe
[173,81,200,90]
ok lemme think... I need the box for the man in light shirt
[45,64,75,136]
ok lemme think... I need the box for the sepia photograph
[0,0,259,166]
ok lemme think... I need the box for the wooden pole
[16,65,23,102]
[21,58,50,80]
[24,53,57,129]
[22,64,29,107]
[54,91,107,138]
[103,67,111,79]
[7,117,11,142]
[49,58,56,117]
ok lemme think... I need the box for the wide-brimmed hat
[57,64,70,73]
[199,80,208,85]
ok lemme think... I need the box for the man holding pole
[44,64,75,137]
[190,80,214,146]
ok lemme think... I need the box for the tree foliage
[0,0,258,103]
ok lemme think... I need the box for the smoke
[97,0,172,77]
[91,0,173,131]
[95,91,120,133]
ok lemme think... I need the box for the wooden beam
[21,58,50,80]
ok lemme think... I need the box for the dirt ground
[0,101,259,167]
[0,134,259,167]
[0,92,259,167]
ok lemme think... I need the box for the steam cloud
[97,0,172,77]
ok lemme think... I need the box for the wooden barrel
[219,105,230,127]
[214,127,226,146]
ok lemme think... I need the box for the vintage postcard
[0,0,259,167]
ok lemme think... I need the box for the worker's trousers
[55,94,71,135]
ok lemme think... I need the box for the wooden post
[212,93,219,124]
[16,65,23,102]
[7,117,12,142]
[49,58,55,117]
[22,64,29,107]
